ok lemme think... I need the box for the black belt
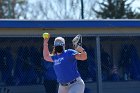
[60,79,77,86]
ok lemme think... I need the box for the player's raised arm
[43,33,53,62]
[72,35,87,61]
[75,46,87,61]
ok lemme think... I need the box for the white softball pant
[58,77,85,93]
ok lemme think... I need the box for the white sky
[132,0,140,7]
[131,0,140,12]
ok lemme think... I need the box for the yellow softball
[43,32,50,39]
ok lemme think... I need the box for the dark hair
[51,46,56,56]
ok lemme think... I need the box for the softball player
[43,34,87,93]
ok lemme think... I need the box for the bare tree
[0,0,97,19]
[0,0,3,18]
[0,0,27,19]
[14,0,97,20]
[0,0,15,18]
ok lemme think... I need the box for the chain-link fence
[100,36,140,82]
[0,36,96,93]
[0,35,140,93]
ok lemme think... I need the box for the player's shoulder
[67,49,76,52]
[66,49,78,55]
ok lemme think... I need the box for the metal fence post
[96,36,102,93]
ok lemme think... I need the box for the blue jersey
[51,49,80,83]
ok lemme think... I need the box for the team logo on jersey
[54,57,64,65]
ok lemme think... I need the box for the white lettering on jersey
[54,57,64,65]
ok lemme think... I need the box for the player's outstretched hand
[43,32,50,43]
